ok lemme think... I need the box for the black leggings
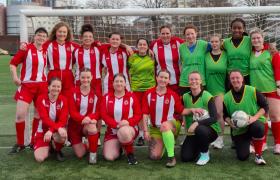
[232,121,264,161]
[181,125,218,162]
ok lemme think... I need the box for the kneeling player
[101,74,142,165]
[34,78,68,162]
[224,70,268,165]
[181,71,221,166]
[142,69,203,168]
[68,68,100,164]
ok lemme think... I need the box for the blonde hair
[249,27,264,37]
[49,22,73,42]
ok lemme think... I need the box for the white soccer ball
[193,109,210,122]
[231,110,249,128]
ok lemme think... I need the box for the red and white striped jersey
[68,87,100,123]
[142,87,184,127]
[101,45,130,94]
[74,46,101,81]
[44,40,79,70]
[101,92,141,135]
[150,37,184,85]
[36,94,68,133]
[10,43,47,83]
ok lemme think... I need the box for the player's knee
[117,128,132,141]
[87,124,97,135]
[195,125,208,137]
[35,155,47,163]
[149,154,161,160]
[237,153,249,161]
[104,153,119,161]
[16,113,26,121]
[160,122,171,132]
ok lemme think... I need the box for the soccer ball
[193,109,210,122]
[231,110,249,128]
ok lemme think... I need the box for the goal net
[12,6,280,145]
[21,7,280,47]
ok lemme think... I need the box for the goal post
[20,6,280,42]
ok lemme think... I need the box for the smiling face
[184,28,197,44]
[34,32,48,46]
[109,34,121,48]
[229,71,244,90]
[56,26,68,43]
[137,39,148,55]
[160,27,172,44]
[251,32,264,49]
[231,21,245,39]
[156,71,170,88]
[113,75,126,92]
[80,71,92,87]
[81,31,94,47]
[210,36,221,51]
[48,80,62,97]
[188,72,202,90]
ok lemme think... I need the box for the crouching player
[68,68,100,164]
[142,69,203,168]
[101,73,142,165]
[34,78,68,162]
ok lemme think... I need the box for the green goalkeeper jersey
[128,54,155,92]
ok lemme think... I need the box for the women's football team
[9,18,280,167]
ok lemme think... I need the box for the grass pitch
[1,55,280,180]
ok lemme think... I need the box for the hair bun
[81,24,94,35]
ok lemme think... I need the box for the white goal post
[20,6,280,42]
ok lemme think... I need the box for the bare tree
[238,0,269,29]
[85,0,128,39]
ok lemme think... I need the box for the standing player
[9,27,48,153]
[142,69,204,168]
[45,22,80,96]
[34,77,68,162]
[205,34,227,149]
[74,24,102,96]
[224,70,267,165]
[68,68,100,164]
[101,73,142,165]
[128,38,156,146]
[150,25,184,94]
[181,71,221,166]
[101,32,131,95]
[249,28,280,154]
[223,18,251,85]
[179,24,210,95]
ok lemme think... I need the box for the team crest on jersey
[172,44,176,49]
[108,100,114,103]
[32,53,37,56]
[124,100,129,105]
[89,98,94,103]
[151,98,156,101]
[118,54,122,59]
[56,104,61,109]
[79,51,83,54]
[165,99,169,104]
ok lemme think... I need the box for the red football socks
[16,121,25,146]
[31,118,39,145]
[88,133,98,153]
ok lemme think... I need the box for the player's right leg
[103,138,121,161]
[9,100,30,154]
[148,127,165,160]
[33,132,50,163]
